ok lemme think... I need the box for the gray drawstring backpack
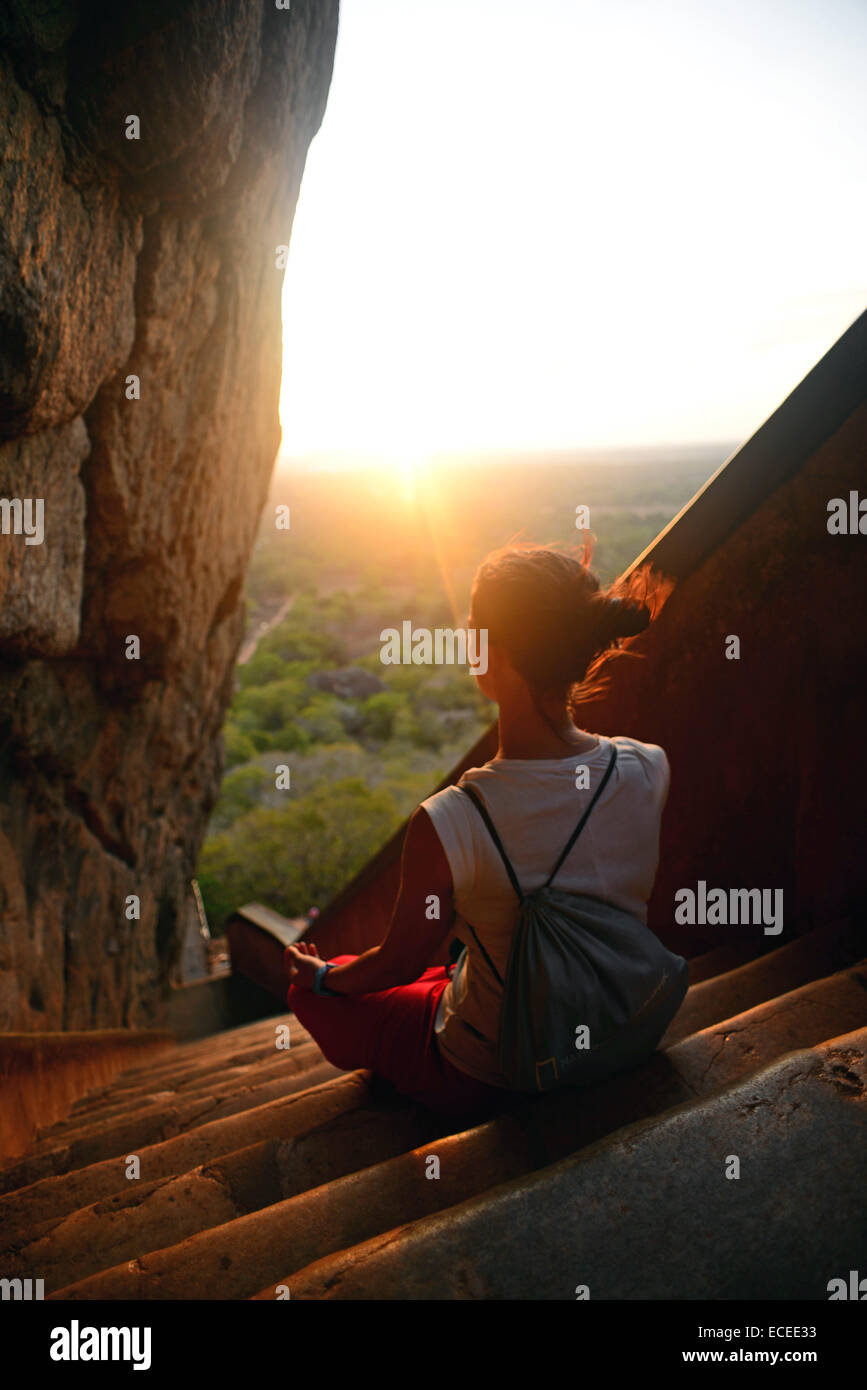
[457,745,689,1092]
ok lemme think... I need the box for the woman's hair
[469,537,673,718]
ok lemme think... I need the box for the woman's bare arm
[285,806,455,995]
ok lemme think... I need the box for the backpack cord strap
[544,744,618,887]
[459,784,525,903]
[461,918,504,989]
[457,782,517,990]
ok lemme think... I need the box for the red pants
[286,955,509,1120]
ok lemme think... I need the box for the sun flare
[378,449,434,506]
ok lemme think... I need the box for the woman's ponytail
[470,538,672,708]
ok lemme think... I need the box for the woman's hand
[284,940,326,990]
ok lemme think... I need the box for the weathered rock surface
[280,1028,867,1300]
[0,1,339,1029]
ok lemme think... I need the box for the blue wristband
[313,962,340,996]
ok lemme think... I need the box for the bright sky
[278,0,867,465]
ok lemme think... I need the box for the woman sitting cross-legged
[285,541,680,1120]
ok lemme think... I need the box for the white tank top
[420,734,670,1087]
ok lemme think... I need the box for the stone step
[2,1057,344,1192]
[33,1041,326,1142]
[68,1012,307,1082]
[14,1102,446,1294]
[61,1046,312,1121]
[65,1018,309,1111]
[262,1027,867,1300]
[659,915,866,1045]
[0,1071,372,1232]
[116,1015,309,1074]
[40,959,867,1298]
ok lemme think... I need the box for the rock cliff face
[0,1,339,1030]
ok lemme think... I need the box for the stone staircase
[2,914,865,1300]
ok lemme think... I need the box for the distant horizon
[273,438,741,476]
